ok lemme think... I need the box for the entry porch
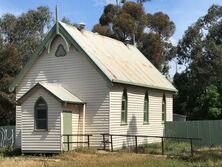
[17,82,88,153]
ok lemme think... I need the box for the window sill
[120,123,128,126]
[34,129,48,132]
[143,122,149,125]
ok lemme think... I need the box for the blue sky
[0,0,221,75]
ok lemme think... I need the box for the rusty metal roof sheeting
[60,22,177,92]
[17,82,84,104]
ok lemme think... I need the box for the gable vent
[55,44,66,57]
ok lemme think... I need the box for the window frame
[162,94,166,122]
[34,97,48,131]
[121,89,128,124]
[143,91,149,124]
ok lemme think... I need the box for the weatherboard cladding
[16,36,109,149]
[71,106,84,148]
[109,85,173,149]
[10,21,177,92]
[15,106,22,147]
[21,87,62,152]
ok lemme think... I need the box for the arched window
[121,89,128,124]
[162,94,166,122]
[34,97,48,130]
[144,91,149,123]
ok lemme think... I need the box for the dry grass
[0,158,44,167]
[0,147,222,167]
[0,152,183,167]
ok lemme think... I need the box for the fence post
[67,135,70,151]
[209,121,212,146]
[190,138,193,156]
[135,136,138,153]
[161,137,164,155]
[197,121,200,146]
[103,134,106,150]
[87,135,90,148]
[110,135,113,152]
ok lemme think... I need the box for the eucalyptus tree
[0,6,52,125]
[174,5,222,120]
[93,1,176,73]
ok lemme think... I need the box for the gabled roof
[9,21,177,93]
[17,82,84,105]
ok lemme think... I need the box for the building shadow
[126,115,137,148]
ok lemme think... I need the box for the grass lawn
[0,145,222,167]
[137,140,194,155]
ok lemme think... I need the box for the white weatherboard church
[9,9,177,153]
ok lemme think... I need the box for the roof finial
[56,2,59,34]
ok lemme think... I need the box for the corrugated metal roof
[17,82,84,104]
[60,22,177,92]
[39,83,84,103]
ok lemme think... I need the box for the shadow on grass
[0,147,57,157]
[0,147,21,157]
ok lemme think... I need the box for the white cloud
[93,0,116,6]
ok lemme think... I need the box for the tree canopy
[3,3,222,124]
[174,5,222,120]
[92,1,176,74]
[0,6,52,125]
[0,6,51,65]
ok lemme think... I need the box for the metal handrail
[100,133,201,156]
[62,134,93,151]
[63,134,93,136]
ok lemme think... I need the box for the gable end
[9,22,113,92]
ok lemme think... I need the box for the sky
[0,0,221,75]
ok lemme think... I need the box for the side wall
[109,85,173,149]
[21,87,62,152]
[16,36,109,149]
[15,106,22,147]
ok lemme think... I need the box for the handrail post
[111,135,113,152]
[161,137,164,155]
[87,135,90,148]
[67,135,70,151]
[190,138,193,156]
[103,134,106,150]
[135,136,138,153]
